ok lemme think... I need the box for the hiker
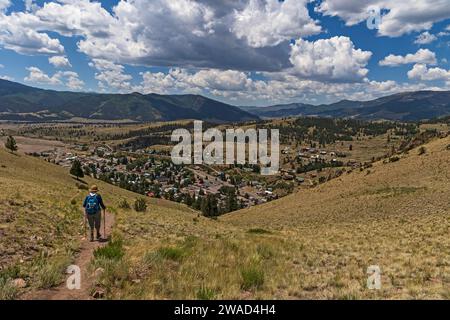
[83,185,106,242]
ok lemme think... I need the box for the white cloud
[0,11,64,55]
[0,0,295,71]
[0,75,13,81]
[64,71,84,90]
[89,59,133,92]
[231,0,321,48]
[0,64,3,68]
[379,49,437,67]
[49,56,72,68]
[407,63,450,81]
[0,0,10,12]
[288,36,372,82]
[317,0,450,37]
[414,32,437,45]
[24,66,84,90]
[25,66,61,85]
[131,66,429,105]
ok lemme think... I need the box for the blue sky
[0,0,449,106]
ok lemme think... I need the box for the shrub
[389,156,400,163]
[93,239,124,261]
[155,247,185,261]
[418,146,427,155]
[76,183,89,190]
[134,198,147,212]
[144,240,194,265]
[247,228,272,235]
[118,199,131,210]
[240,266,264,290]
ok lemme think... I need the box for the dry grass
[1,135,449,300]
[0,146,198,298]
[222,136,450,299]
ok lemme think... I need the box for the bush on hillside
[118,199,131,209]
[418,146,427,155]
[134,198,147,212]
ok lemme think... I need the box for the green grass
[196,286,216,300]
[32,254,72,289]
[155,247,186,262]
[93,239,124,261]
[0,278,18,300]
[240,265,265,290]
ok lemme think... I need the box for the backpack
[86,194,100,215]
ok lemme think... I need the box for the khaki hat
[90,185,99,192]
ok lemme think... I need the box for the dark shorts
[87,211,101,232]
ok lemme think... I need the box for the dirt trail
[23,211,114,300]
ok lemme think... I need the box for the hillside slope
[0,79,258,123]
[1,136,449,300]
[0,147,204,299]
[222,135,450,299]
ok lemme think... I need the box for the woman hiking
[83,185,106,242]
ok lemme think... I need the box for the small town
[27,140,361,216]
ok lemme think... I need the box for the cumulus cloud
[131,66,427,105]
[407,63,450,81]
[316,0,450,37]
[379,49,437,67]
[0,0,295,71]
[288,36,372,82]
[231,0,321,48]
[0,0,10,12]
[89,59,133,92]
[49,56,72,68]
[414,32,437,45]
[0,9,65,55]
[24,66,84,89]
[25,66,61,85]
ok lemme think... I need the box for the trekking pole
[103,209,106,240]
[84,213,87,239]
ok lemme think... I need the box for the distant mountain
[242,91,450,121]
[0,79,259,123]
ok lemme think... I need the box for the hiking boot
[90,233,94,242]
[97,233,102,241]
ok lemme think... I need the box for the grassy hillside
[222,135,450,299]
[95,136,449,300]
[0,147,199,299]
[1,136,449,300]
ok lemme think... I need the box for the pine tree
[70,159,84,180]
[5,136,18,153]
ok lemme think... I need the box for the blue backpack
[86,194,100,215]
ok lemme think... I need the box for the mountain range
[241,91,450,121]
[1,79,450,122]
[0,79,258,123]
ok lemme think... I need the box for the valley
[1,115,449,299]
